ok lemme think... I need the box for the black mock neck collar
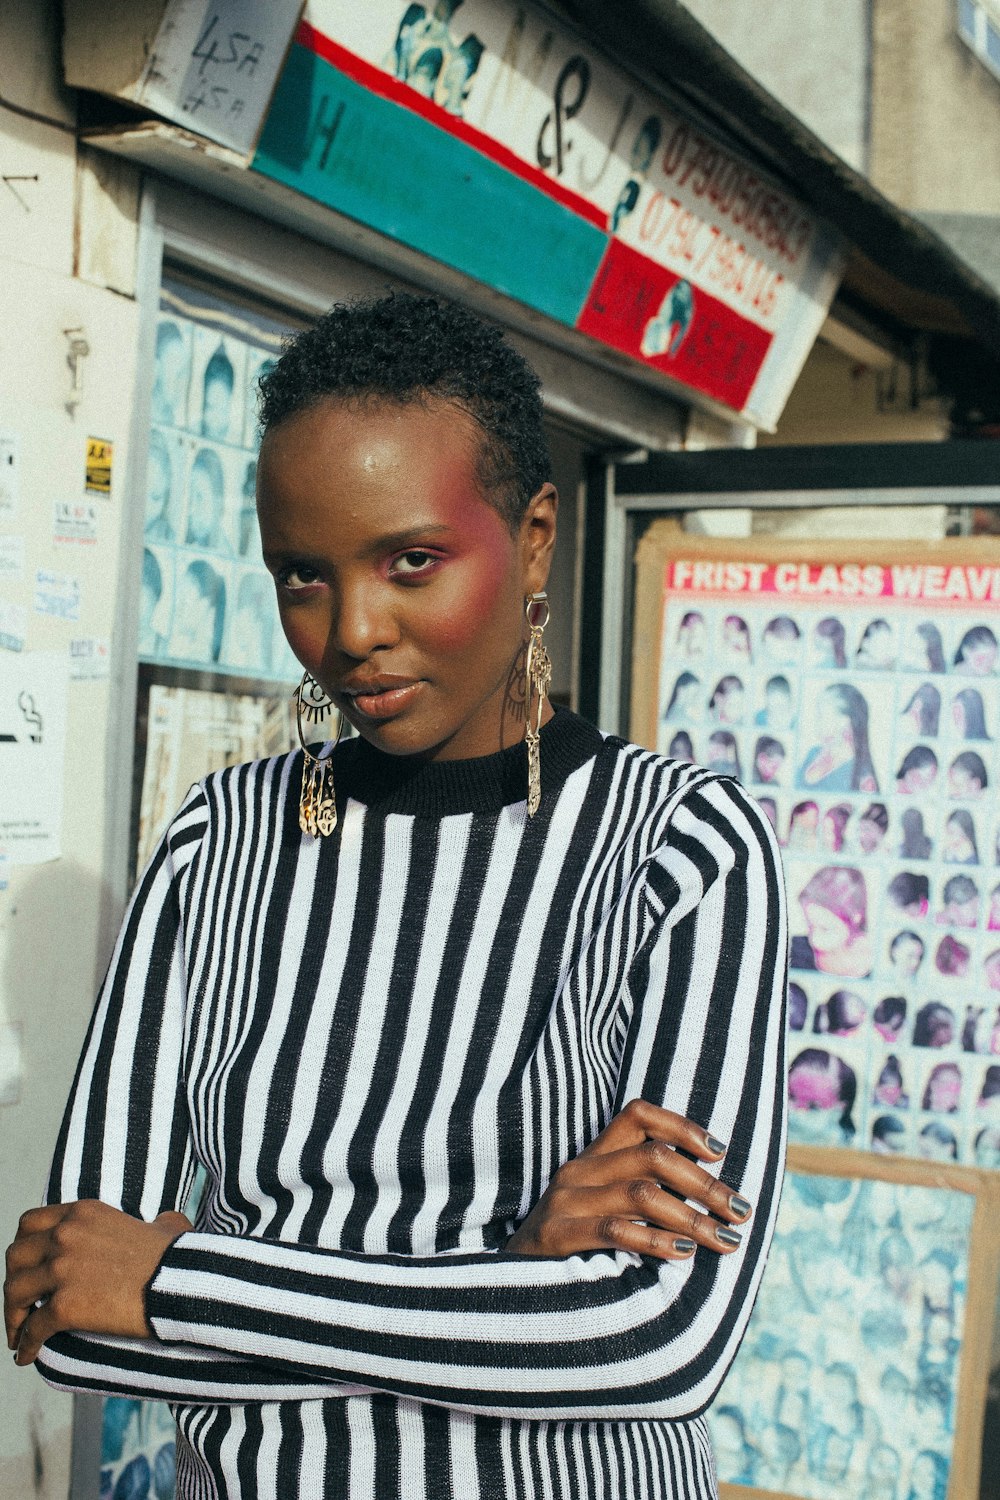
[327,706,604,817]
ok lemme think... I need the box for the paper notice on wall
[0,602,27,652]
[69,636,110,679]
[34,569,80,621]
[0,535,25,583]
[53,498,99,545]
[85,436,113,496]
[0,650,68,863]
[0,434,20,520]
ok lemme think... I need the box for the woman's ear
[521,483,558,595]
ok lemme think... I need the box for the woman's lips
[343,681,424,720]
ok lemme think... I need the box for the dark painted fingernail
[705,1135,727,1155]
[729,1195,752,1219]
[717,1227,743,1247]
[673,1238,696,1254]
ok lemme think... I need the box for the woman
[4,297,786,1500]
[787,1048,856,1145]
[812,616,847,668]
[676,608,706,659]
[856,617,896,669]
[708,673,744,725]
[947,749,988,798]
[662,668,701,723]
[896,745,938,794]
[706,727,742,779]
[797,683,878,793]
[905,621,946,674]
[791,865,872,978]
[901,683,940,737]
[822,803,851,854]
[722,613,752,661]
[873,1055,908,1109]
[953,624,998,676]
[786,799,819,851]
[942,808,978,865]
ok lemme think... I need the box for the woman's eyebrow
[364,523,453,554]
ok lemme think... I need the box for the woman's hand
[4,1201,192,1365]
[505,1098,751,1262]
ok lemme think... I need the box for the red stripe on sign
[295,20,608,232]
[576,239,772,411]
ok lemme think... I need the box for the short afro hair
[258,293,550,530]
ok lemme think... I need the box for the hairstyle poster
[140,278,301,683]
[712,1147,1000,1500]
[632,528,1000,1169]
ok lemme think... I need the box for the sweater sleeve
[35,786,372,1405]
[137,774,788,1421]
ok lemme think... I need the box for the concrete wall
[870,0,1000,212]
[679,0,871,169]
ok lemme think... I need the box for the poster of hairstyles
[711,1147,1000,1500]
[633,530,1000,1168]
[140,281,301,682]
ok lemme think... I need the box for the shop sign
[252,0,842,427]
[65,0,305,156]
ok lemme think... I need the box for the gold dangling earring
[524,592,552,817]
[294,672,343,837]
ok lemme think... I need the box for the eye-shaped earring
[524,593,552,817]
[295,672,343,837]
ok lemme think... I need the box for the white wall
[680,0,871,170]
[0,7,143,1495]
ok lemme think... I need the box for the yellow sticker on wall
[86,437,113,495]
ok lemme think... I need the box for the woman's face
[257,399,555,762]
[715,684,743,723]
[949,763,982,798]
[961,638,997,675]
[944,818,973,860]
[901,761,936,794]
[680,616,706,655]
[927,1068,961,1112]
[858,816,884,853]
[802,899,851,953]
[893,942,923,978]
[724,618,748,655]
[952,698,966,735]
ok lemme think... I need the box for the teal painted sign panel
[253,44,606,327]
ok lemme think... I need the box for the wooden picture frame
[715,1146,1000,1500]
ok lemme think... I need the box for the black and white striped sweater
[38,709,787,1499]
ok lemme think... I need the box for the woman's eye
[390,550,438,578]
[278,564,321,590]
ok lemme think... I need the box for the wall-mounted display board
[713,1145,1000,1500]
[633,529,1000,1169]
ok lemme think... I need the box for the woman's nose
[329,581,398,659]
